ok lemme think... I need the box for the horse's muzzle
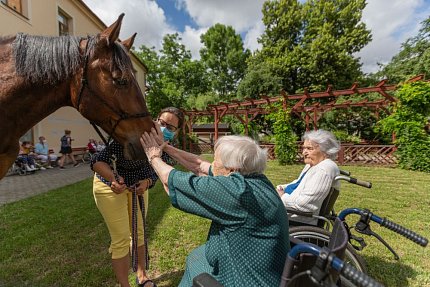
[124,141,147,161]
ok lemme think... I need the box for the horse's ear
[100,13,125,46]
[121,33,137,51]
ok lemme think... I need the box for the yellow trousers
[93,175,148,259]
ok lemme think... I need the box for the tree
[375,16,430,83]
[244,0,371,94]
[200,24,251,101]
[134,34,210,114]
[133,45,169,115]
[237,61,283,99]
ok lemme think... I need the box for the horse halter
[75,36,150,146]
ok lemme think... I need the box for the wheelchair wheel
[289,225,367,287]
[82,152,91,164]
[18,168,27,176]
[6,166,15,176]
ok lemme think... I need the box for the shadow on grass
[364,255,417,287]
[153,269,184,286]
[146,164,191,239]
[146,181,173,239]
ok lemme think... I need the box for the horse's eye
[113,78,128,86]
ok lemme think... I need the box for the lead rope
[131,183,138,272]
[111,155,149,272]
[130,181,149,272]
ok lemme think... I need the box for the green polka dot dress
[168,168,290,286]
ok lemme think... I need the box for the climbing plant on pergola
[182,75,427,148]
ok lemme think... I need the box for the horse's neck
[0,39,78,160]
[1,80,73,140]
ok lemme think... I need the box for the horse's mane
[0,35,15,44]
[12,33,134,84]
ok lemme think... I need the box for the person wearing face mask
[156,107,182,143]
[140,132,290,287]
[276,129,340,226]
[90,107,183,287]
[34,136,58,169]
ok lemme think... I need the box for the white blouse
[279,159,339,225]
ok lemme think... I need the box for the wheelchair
[81,151,98,164]
[287,171,428,287]
[6,157,35,176]
[193,218,385,287]
[287,170,372,278]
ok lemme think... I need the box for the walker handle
[380,218,428,247]
[341,262,384,287]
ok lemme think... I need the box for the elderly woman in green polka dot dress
[140,128,290,287]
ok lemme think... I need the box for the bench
[71,147,89,162]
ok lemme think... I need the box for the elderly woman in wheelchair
[276,129,340,226]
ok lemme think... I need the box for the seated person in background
[18,141,37,171]
[276,129,340,226]
[87,139,97,154]
[141,132,290,287]
[96,141,105,152]
[34,136,58,169]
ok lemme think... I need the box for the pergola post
[214,108,219,141]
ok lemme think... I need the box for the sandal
[136,277,157,287]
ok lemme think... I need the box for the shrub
[376,81,430,172]
[265,102,298,165]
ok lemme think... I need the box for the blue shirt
[34,143,49,155]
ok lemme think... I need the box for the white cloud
[358,0,430,73]
[244,20,264,52]
[82,0,175,51]
[179,26,208,59]
[177,0,265,56]
[180,0,263,32]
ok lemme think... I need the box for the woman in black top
[58,129,79,169]
[91,107,184,287]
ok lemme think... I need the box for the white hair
[302,130,340,160]
[214,135,267,175]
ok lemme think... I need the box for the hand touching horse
[0,14,153,179]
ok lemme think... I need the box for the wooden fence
[189,143,398,166]
[337,144,397,165]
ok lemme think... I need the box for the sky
[82,0,430,74]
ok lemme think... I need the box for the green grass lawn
[0,162,429,287]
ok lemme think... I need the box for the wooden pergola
[182,74,427,149]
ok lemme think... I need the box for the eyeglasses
[157,118,178,132]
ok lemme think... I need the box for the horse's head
[73,14,152,160]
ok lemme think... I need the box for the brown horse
[0,14,152,179]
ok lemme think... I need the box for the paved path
[0,163,94,205]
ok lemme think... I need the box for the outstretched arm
[163,144,211,176]
[140,132,173,194]
[149,123,211,176]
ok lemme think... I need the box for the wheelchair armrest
[193,273,223,287]
[287,208,314,217]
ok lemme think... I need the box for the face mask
[42,140,47,144]
[161,126,175,142]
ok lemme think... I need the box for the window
[1,0,28,18]
[2,0,21,13]
[58,10,72,36]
